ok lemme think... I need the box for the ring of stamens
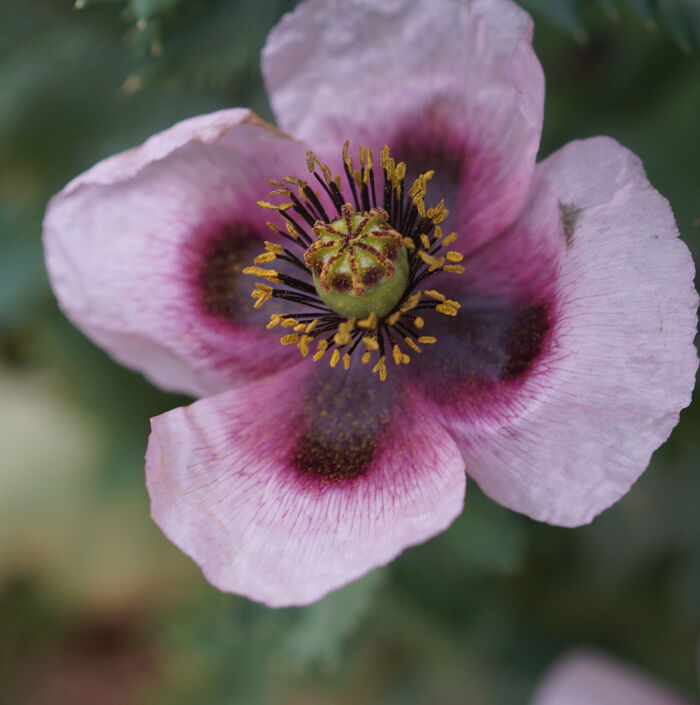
[244,140,465,381]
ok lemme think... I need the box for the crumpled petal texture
[459,137,698,526]
[263,0,544,251]
[146,362,466,606]
[44,110,309,398]
[42,0,698,607]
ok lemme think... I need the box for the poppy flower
[532,649,697,705]
[43,0,697,606]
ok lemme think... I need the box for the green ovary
[313,246,409,319]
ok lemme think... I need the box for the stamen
[244,141,465,380]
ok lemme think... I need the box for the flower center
[243,141,465,381]
[305,205,408,319]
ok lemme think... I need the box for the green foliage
[520,0,700,50]
[278,572,384,672]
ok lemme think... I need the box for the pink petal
[454,137,698,527]
[146,363,466,606]
[262,0,544,251]
[533,649,697,705]
[44,110,310,397]
[410,171,563,440]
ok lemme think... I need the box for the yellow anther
[442,232,458,246]
[251,283,273,308]
[403,237,415,251]
[294,323,308,332]
[306,151,315,173]
[362,336,379,351]
[280,333,299,345]
[400,292,422,312]
[419,234,431,250]
[343,353,351,371]
[242,266,281,282]
[312,339,328,362]
[404,337,422,353]
[305,319,319,334]
[418,336,437,344]
[265,221,283,235]
[254,252,277,264]
[418,251,445,272]
[266,314,284,329]
[372,356,387,382]
[393,162,406,192]
[282,175,306,188]
[413,316,425,329]
[264,241,284,254]
[329,349,340,368]
[362,351,372,364]
[334,317,356,346]
[285,221,300,239]
[423,289,445,301]
[392,344,403,366]
[256,200,293,211]
[343,139,350,164]
[386,311,401,326]
[436,303,459,316]
[443,264,465,273]
[380,145,390,169]
[298,335,312,357]
[446,251,464,262]
[269,187,291,196]
[433,210,449,225]
[357,312,378,329]
[429,200,448,224]
[280,318,298,328]
[363,148,374,183]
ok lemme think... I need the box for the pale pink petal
[532,650,697,705]
[44,110,310,398]
[410,170,562,440]
[262,0,544,251]
[146,363,466,607]
[453,137,697,527]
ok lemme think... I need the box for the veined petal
[44,110,310,398]
[146,362,465,607]
[532,650,696,705]
[455,137,698,527]
[409,170,563,440]
[263,0,544,251]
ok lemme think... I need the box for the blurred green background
[1,1,698,703]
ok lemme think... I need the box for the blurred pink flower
[532,649,698,705]
[43,0,697,606]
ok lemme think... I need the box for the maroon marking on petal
[293,433,377,481]
[194,223,263,320]
[388,107,466,206]
[290,368,400,483]
[412,300,553,411]
[501,304,551,380]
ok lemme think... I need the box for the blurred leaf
[520,0,700,49]
[278,570,384,672]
